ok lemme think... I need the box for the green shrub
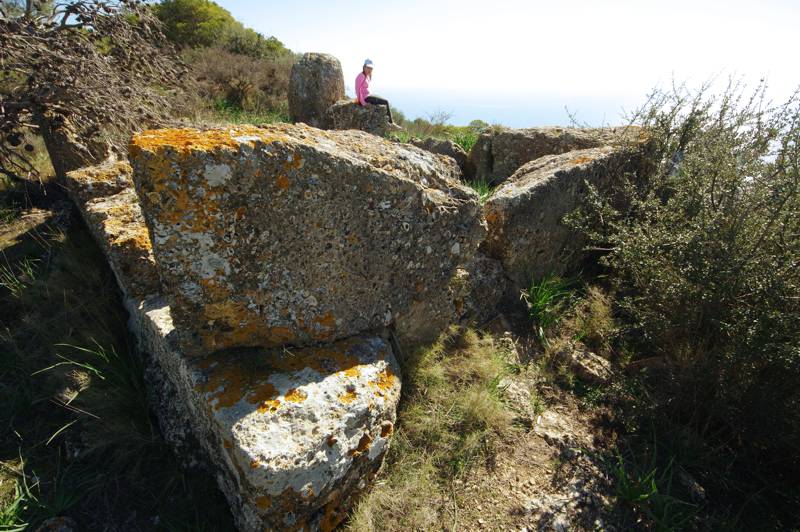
[567,82,800,525]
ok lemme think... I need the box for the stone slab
[129,124,485,356]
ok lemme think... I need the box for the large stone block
[66,160,403,532]
[326,99,390,137]
[469,126,640,185]
[289,53,345,129]
[483,147,641,289]
[409,137,475,179]
[129,124,485,355]
[137,299,401,531]
[65,161,160,300]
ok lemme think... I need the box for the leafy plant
[520,274,575,345]
[613,443,699,530]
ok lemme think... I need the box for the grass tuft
[348,327,516,531]
[520,274,575,345]
[466,178,494,204]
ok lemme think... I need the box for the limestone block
[289,53,345,129]
[326,100,390,137]
[130,124,485,355]
[483,147,640,288]
[469,126,641,185]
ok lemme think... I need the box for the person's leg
[365,96,394,123]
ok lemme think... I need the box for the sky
[216,0,799,127]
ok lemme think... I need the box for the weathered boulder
[65,160,160,300]
[288,53,345,129]
[394,252,507,348]
[139,299,401,531]
[555,346,613,384]
[130,124,485,356]
[326,99,390,137]
[66,160,403,532]
[450,252,507,325]
[469,126,640,185]
[483,146,640,288]
[409,137,475,179]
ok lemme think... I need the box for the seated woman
[355,59,398,126]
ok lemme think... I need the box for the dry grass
[348,327,517,531]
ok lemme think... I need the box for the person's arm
[356,74,368,106]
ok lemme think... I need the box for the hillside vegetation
[1,1,799,530]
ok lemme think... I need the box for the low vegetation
[349,327,518,530]
[390,112,490,153]
[563,82,800,528]
[0,216,233,529]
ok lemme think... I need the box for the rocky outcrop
[64,160,160,300]
[409,137,474,179]
[138,297,401,531]
[288,53,345,129]
[469,126,640,185]
[66,160,402,532]
[129,124,484,356]
[326,100,390,137]
[483,146,641,288]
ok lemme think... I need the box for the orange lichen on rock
[284,388,308,403]
[570,155,595,165]
[380,421,394,438]
[370,367,398,396]
[255,495,272,510]
[258,398,281,414]
[339,390,357,404]
[349,433,373,457]
[276,174,291,190]
[130,126,283,155]
[197,358,279,412]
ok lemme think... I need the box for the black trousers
[365,96,394,123]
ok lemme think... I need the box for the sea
[379,88,642,128]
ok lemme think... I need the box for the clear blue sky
[216,0,799,126]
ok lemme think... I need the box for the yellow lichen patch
[258,398,281,414]
[250,459,261,469]
[370,367,398,397]
[284,151,304,170]
[343,367,360,378]
[255,495,272,510]
[284,388,308,403]
[276,174,290,190]
[349,433,373,457]
[199,278,231,300]
[196,356,279,411]
[339,389,358,404]
[130,126,283,155]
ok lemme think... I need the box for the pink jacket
[355,72,370,105]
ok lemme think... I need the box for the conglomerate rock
[129,124,485,356]
[288,53,345,129]
[483,146,641,289]
[66,158,403,532]
[138,298,401,531]
[326,99,391,137]
[469,126,641,185]
[65,160,160,300]
[409,136,475,179]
